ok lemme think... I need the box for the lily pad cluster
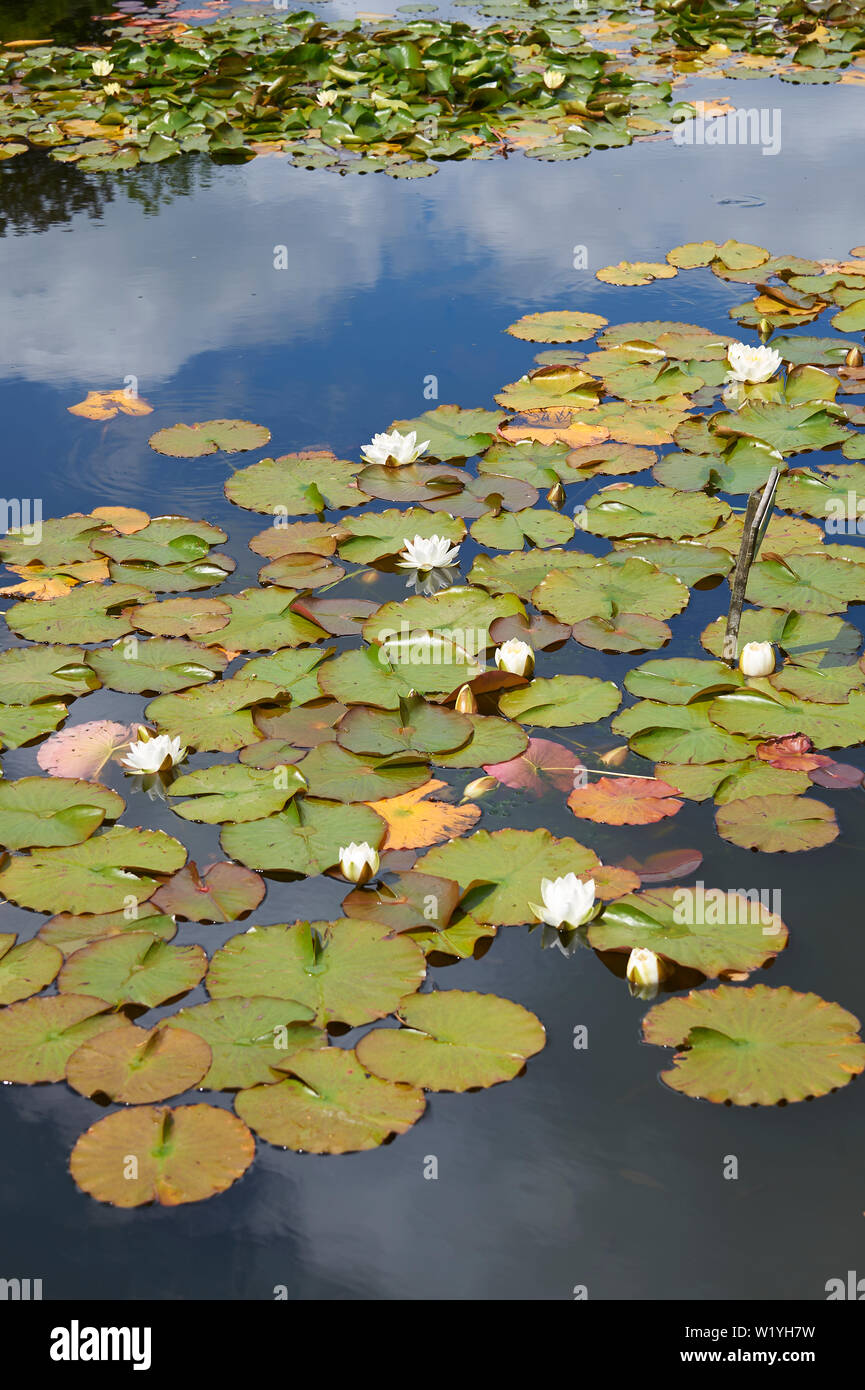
[0,7,702,175]
[3,243,865,1209]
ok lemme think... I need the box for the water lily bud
[757,319,772,342]
[626,947,666,998]
[462,775,497,801]
[455,683,478,715]
[739,641,775,678]
[546,480,566,509]
[846,346,863,368]
[338,841,379,885]
[598,745,629,768]
[543,69,566,90]
[495,638,534,678]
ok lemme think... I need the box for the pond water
[1,1,865,1301]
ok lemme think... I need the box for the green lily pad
[236,1047,425,1154]
[0,994,127,1083]
[701,609,860,666]
[612,698,756,763]
[642,984,865,1105]
[6,583,153,644]
[709,687,865,748]
[0,935,63,1005]
[221,797,384,876]
[149,420,271,457]
[66,1024,212,1103]
[150,862,265,923]
[417,827,598,926]
[336,700,472,757]
[469,506,575,549]
[0,825,186,914]
[87,637,226,694]
[469,547,594,600]
[129,596,231,638]
[0,700,68,750]
[363,586,525,649]
[715,793,838,852]
[94,517,227,565]
[286,742,430,803]
[197,588,326,653]
[746,553,865,614]
[69,1104,255,1207]
[0,515,108,568]
[58,931,207,1007]
[0,776,124,850]
[659,759,811,805]
[611,540,732,586]
[0,645,97,705]
[432,714,528,768]
[37,905,177,957]
[533,557,689,623]
[356,989,545,1091]
[236,648,329,704]
[498,673,620,728]
[389,405,507,460]
[318,643,482,708]
[588,886,787,977]
[580,485,728,540]
[571,613,672,653]
[164,997,324,1090]
[168,763,307,823]
[145,678,284,752]
[721,401,851,456]
[225,451,369,515]
[624,658,743,705]
[505,310,608,343]
[337,508,465,562]
[207,919,426,1026]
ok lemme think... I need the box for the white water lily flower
[626,946,665,1000]
[339,841,380,884]
[398,534,461,573]
[361,429,429,467]
[122,731,186,775]
[495,638,534,678]
[726,341,782,384]
[543,69,566,90]
[91,58,114,77]
[529,874,595,930]
[103,81,121,96]
[316,88,337,107]
[739,640,775,677]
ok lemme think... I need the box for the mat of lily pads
[2,0,864,175]
[3,240,865,1205]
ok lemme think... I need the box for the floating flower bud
[598,745,629,768]
[739,641,775,677]
[462,775,498,801]
[846,346,863,368]
[494,638,534,678]
[547,480,566,509]
[626,946,666,999]
[338,841,379,885]
[455,683,477,715]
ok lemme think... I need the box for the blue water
[1,11,865,1297]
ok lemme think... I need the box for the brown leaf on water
[365,778,481,850]
[91,506,150,534]
[567,775,683,825]
[68,389,153,421]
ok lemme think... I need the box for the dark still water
[1,36,865,1299]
